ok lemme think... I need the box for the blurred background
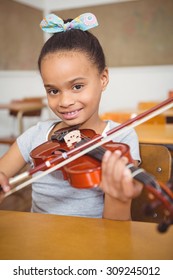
[0,0,173,155]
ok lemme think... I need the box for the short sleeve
[17,125,38,164]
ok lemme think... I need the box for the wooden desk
[0,102,46,134]
[0,102,44,111]
[135,124,173,145]
[0,211,172,260]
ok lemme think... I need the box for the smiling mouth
[60,109,82,119]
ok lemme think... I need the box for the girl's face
[40,51,109,130]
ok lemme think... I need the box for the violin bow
[3,97,173,197]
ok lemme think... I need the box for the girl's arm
[0,142,27,194]
[100,150,143,220]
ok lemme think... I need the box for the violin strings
[78,133,106,159]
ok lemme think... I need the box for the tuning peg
[143,200,161,216]
[157,219,172,233]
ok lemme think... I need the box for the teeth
[65,111,77,115]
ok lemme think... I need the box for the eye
[73,84,83,91]
[47,89,59,95]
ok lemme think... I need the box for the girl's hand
[100,150,143,202]
[0,172,11,203]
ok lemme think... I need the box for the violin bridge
[64,130,81,148]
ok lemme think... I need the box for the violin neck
[75,138,106,161]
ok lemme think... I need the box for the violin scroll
[128,162,173,232]
[137,179,173,233]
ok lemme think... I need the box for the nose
[59,92,75,108]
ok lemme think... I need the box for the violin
[1,97,173,232]
[31,127,133,188]
[30,125,173,233]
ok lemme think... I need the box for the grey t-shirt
[17,120,140,218]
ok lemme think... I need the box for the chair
[166,92,173,124]
[131,143,172,223]
[0,97,45,146]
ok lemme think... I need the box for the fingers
[100,149,143,202]
[102,150,128,182]
[121,168,143,199]
[0,172,11,203]
[0,172,10,193]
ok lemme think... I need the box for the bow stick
[3,97,173,197]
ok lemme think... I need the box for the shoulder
[32,119,58,133]
[107,120,137,141]
[19,120,58,139]
[16,120,59,163]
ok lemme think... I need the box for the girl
[0,13,142,220]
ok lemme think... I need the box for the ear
[100,67,109,91]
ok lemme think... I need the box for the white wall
[0,71,45,103]
[0,65,173,155]
[100,65,173,113]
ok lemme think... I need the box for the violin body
[64,141,132,188]
[31,128,133,188]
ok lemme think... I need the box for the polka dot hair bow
[40,13,98,33]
